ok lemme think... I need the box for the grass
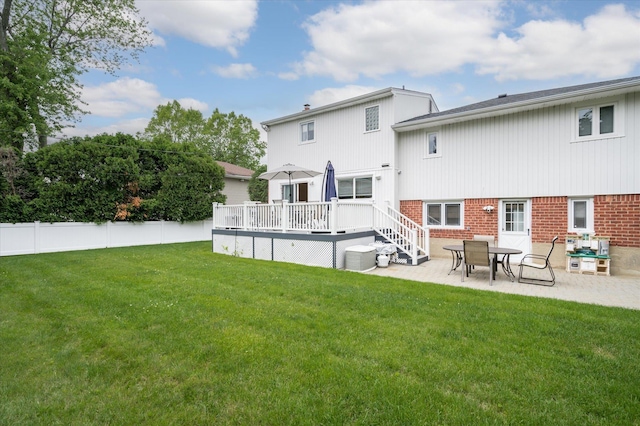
[1,241,639,425]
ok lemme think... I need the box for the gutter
[226,174,252,180]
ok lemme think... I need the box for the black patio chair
[517,236,559,286]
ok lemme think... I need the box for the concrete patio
[365,257,640,310]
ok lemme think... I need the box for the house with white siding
[216,161,254,205]
[261,88,437,205]
[260,76,640,274]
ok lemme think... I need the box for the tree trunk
[0,0,13,52]
[38,134,48,148]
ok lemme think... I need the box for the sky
[66,0,640,161]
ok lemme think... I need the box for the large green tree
[144,100,209,146]
[248,164,268,203]
[0,0,152,151]
[206,108,265,171]
[143,101,266,171]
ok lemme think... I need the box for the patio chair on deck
[517,236,558,286]
[462,240,494,286]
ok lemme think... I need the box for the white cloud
[287,1,640,82]
[277,71,299,81]
[524,2,557,19]
[212,63,257,79]
[477,4,640,80]
[451,83,465,95]
[309,85,381,108]
[61,118,151,138]
[289,1,504,82]
[177,98,209,112]
[81,77,164,117]
[81,78,209,118]
[136,0,258,57]
[149,32,166,48]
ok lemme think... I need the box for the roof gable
[216,161,254,179]
[261,87,433,126]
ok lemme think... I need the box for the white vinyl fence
[0,220,213,257]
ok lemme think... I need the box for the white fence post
[281,200,289,233]
[330,198,338,235]
[34,221,40,254]
[242,203,249,230]
[411,228,418,266]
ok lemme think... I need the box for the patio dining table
[443,244,522,281]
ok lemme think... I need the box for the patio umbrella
[259,163,321,202]
[322,161,337,202]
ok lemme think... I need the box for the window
[425,132,440,157]
[282,183,309,203]
[365,105,379,132]
[300,120,315,143]
[503,201,525,232]
[568,198,593,233]
[576,102,617,140]
[337,177,372,199]
[282,184,294,203]
[424,201,463,228]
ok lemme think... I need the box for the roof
[393,75,640,131]
[216,161,254,179]
[261,87,434,127]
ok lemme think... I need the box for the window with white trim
[300,120,315,143]
[365,105,379,132]
[337,176,372,199]
[575,102,618,140]
[282,184,294,203]
[568,198,594,233]
[425,132,440,158]
[424,201,464,228]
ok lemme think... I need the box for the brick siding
[594,194,640,248]
[530,196,567,243]
[400,194,640,248]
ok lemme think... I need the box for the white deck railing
[213,200,429,264]
[213,199,375,234]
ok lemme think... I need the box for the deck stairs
[372,203,429,266]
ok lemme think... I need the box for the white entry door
[498,200,531,263]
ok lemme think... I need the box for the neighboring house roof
[393,75,640,131]
[261,87,436,126]
[216,161,254,180]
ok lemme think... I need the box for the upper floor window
[575,102,619,140]
[424,201,463,228]
[568,198,593,233]
[338,176,372,199]
[425,132,440,158]
[300,120,315,143]
[365,105,379,132]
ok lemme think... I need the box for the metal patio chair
[518,236,559,286]
[462,240,494,286]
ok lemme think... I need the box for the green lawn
[1,242,639,425]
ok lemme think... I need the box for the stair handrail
[372,204,429,265]
[383,203,429,255]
